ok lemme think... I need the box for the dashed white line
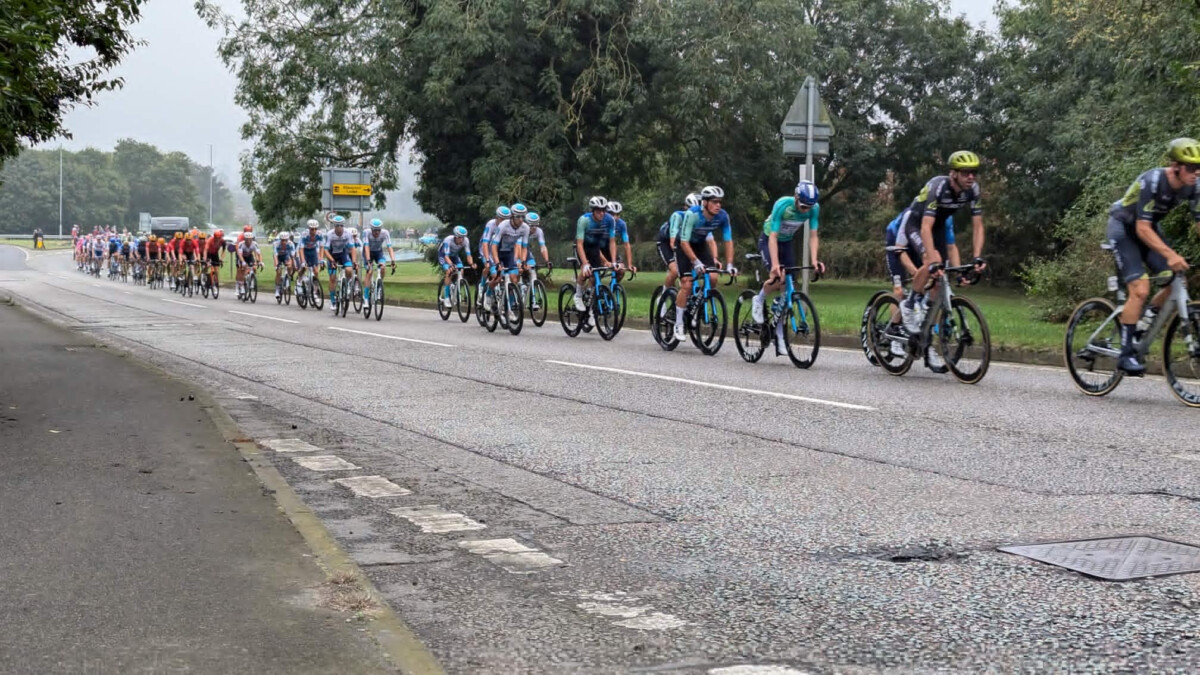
[333,475,412,498]
[709,667,810,675]
[162,298,205,308]
[560,590,689,630]
[229,310,299,324]
[391,505,487,533]
[544,360,875,411]
[262,438,323,453]
[458,538,564,573]
[291,455,359,471]
[327,326,454,347]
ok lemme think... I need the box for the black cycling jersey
[906,175,982,228]
[1108,168,1200,230]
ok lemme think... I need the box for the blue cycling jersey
[679,206,732,245]
[575,213,615,247]
[613,218,629,244]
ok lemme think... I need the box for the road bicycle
[295,263,324,310]
[177,259,197,297]
[331,264,360,318]
[867,260,991,384]
[1064,245,1200,407]
[239,263,260,303]
[558,258,620,340]
[733,254,821,368]
[361,261,393,321]
[650,266,736,355]
[438,264,472,323]
[276,266,295,305]
[518,261,552,328]
[494,266,525,336]
[200,261,220,299]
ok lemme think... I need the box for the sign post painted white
[780,77,833,296]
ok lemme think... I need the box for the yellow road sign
[332,183,372,196]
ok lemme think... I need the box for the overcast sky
[52,0,997,181]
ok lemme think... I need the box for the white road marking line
[333,475,412,498]
[544,360,875,411]
[229,310,299,324]
[262,438,323,453]
[21,248,31,262]
[122,291,132,295]
[458,538,564,573]
[560,590,689,630]
[705,662,811,667]
[327,326,454,347]
[91,283,102,288]
[291,455,359,471]
[391,505,487,533]
[162,298,205,308]
[230,393,259,400]
[614,613,690,630]
[1172,454,1200,462]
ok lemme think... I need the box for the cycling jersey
[906,175,982,227]
[526,226,546,249]
[299,232,323,250]
[613,218,629,244]
[886,214,954,285]
[439,235,471,258]
[1109,168,1200,228]
[364,229,392,252]
[576,212,615,248]
[274,241,296,258]
[762,196,819,241]
[491,219,529,252]
[678,206,732,246]
[325,229,355,255]
[180,239,199,255]
[204,237,225,255]
[136,241,148,256]
[237,241,260,257]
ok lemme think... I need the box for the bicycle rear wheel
[860,291,889,366]
[311,275,324,310]
[248,273,258,303]
[937,295,990,384]
[530,279,548,327]
[691,289,727,356]
[350,277,363,314]
[437,280,452,320]
[505,282,524,335]
[1064,297,1123,396]
[374,280,385,321]
[284,275,292,305]
[1163,301,1200,407]
[867,293,914,376]
[783,291,820,368]
[651,287,680,351]
[455,279,471,323]
[558,284,584,337]
[733,290,766,363]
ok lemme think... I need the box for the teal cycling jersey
[762,196,819,241]
[576,213,615,247]
[613,218,629,244]
[678,206,732,245]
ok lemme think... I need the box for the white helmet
[306,219,319,228]
[278,231,291,240]
[685,193,701,208]
[245,231,256,240]
[606,201,623,215]
[700,185,725,201]
[588,196,608,210]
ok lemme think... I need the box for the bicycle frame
[1080,274,1189,360]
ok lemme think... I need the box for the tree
[0,1,147,170]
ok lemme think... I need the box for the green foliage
[0,1,146,170]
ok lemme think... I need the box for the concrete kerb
[0,291,445,675]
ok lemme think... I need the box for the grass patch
[215,257,1065,352]
[0,238,74,250]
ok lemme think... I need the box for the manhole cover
[999,536,1200,580]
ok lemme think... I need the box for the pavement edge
[1,290,446,675]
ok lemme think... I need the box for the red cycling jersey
[205,236,225,255]
[180,239,199,255]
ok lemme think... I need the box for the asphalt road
[4,247,1200,673]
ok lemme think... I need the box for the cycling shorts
[238,253,255,267]
[182,251,197,262]
[884,225,921,288]
[206,252,222,267]
[657,240,675,268]
[498,249,518,271]
[756,234,796,272]
[441,253,462,270]
[674,245,715,278]
[302,248,320,268]
[1107,216,1170,284]
[582,245,605,269]
[329,250,352,268]
[366,249,386,265]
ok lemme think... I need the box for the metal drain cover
[999,536,1200,580]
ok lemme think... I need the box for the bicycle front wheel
[733,290,766,363]
[248,273,258,303]
[350,278,363,314]
[783,291,820,369]
[1163,301,1200,407]
[455,279,471,323]
[283,276,292,305]
[296,279,308,309]
[437,280,452,320]
[691,289,727,356]
[210,272,219,299]
[530,279,548,327]
[311,276,324,310]
[652,287,680,351]
[558,284,583,337]
[338,279,349,317]
[505,282,524,336]
[1064,297,1123,396]
[937,295,990,384]
[613,283,628,334]
[593,285,618,341]
[374,280,385,321]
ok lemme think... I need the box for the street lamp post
[58,147,63,237]
[208,144,214,227]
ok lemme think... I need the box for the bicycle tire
[210,271,219,299]
[867,293,914,376]
[338,278,349,317]
[350,277,363,314]
[860,290,889,366]
[558,284,583,337]
[297,279,308,309]
[733,290,766,363]
[374,280,384,321]
[475,282,488,328]
[437,280,452,320]
[202,280,210,298]
[652,287,680,351]
[613,283,628,334]
[1162,301,1200,407]
[505,281,524,335]
[456,279,471,323]
[248,273,258,303]
[593,285,618,340]
[938,295,990,384]
[692,289,727,356]
[312,277,324,310]
[530,279,548,327]
[783,291,820,369]
[276,279,283,304]
[284,276,292,305]
[1064,297,1123,396]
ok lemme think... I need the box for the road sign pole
[801,80,817,296]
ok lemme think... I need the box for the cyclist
[235,231,262,297]
[273,231,297,300]
[573,196,617,311]
[438,226,474,309]
[898,151,987,335]
[608,201,637,280]
[179,232,200,283]
[752,181,824,331]
[525,212,550,269]
[298,219,325,282]
[673,186,737,341]
[1106,137,1200,375]
[135,235,149,277]
[91,233,106,273]
[363,219,397,311]
[323,216,357,312]
[107,233,120,276]
[146,235,162,280]
[655,193,702,301]
[879,213,957,361]
[489,204,531,316]
[202,229,225,290]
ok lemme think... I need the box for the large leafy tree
[0,1,147,170]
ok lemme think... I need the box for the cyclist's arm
[920,213,939,262]
[678,212,700,262]
[1135,219,1176,258]
[720,213,733,269]
[768,232,780,275]
[947,243,962,267]
[574,216,589,264]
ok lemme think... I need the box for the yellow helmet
[174,232,183,240]
[198,232,207,239]
[948,150,981,170]
[1167,138,1200,165]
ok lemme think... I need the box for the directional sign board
[781,76,834,158]
[321,167,373,211]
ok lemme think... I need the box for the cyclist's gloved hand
[691,259,705,274]
[582,263,591,275]
[814,261,827,276]
[726,263,738,276]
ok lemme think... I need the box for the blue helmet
[370,218,383,228]
[795,180,819,206]
[453,225,468,237]
[495,206,511,219]
[332,215,346,225]
[511,203,528,216]
[527,212,540,224]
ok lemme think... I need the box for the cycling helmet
[306,219,319,229]
[795,180,819,206]
[174,232,183,239]
[527,213,540,224]
[198,232,207,239]
[700,185,725,201]
[331,215,346,226]
[370,218,383,228]
[948,150,981,170]
[1167,137,1200,165]
[453,225,468,237]
[245,231,256,240]
[278,231,290,240]
[348,227,358,237]
[214,229,224,238]
[511,203,529,216]
[588,196,608,210]
[685,192,701,208]
[496,205,512,219]
[607,201,623,215]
